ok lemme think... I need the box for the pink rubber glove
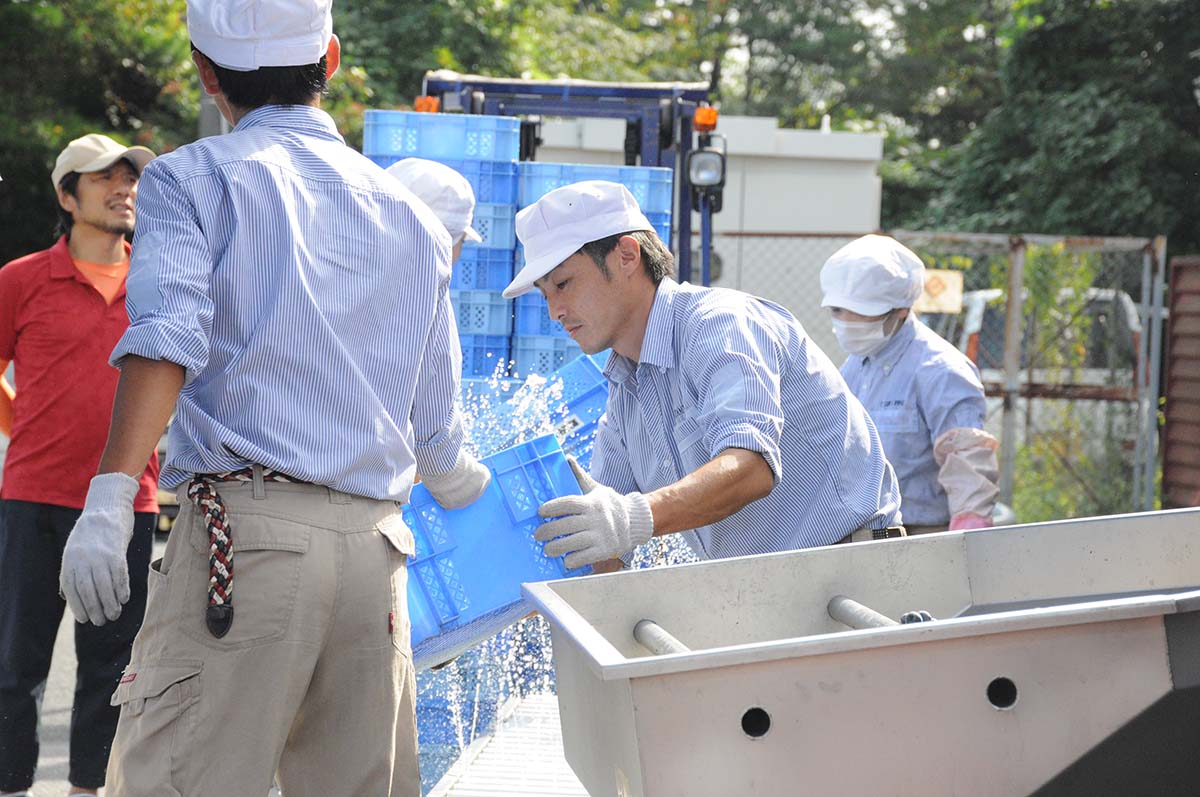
[949,512,993,531]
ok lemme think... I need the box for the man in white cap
[57,1,489,793]
[820,234,999,533]
[505,180,902,570]
[385,158,483,264]
[0,134,160,797]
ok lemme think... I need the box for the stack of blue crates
[362,110,674,381]
[363,109,521,379]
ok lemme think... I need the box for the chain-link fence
[703,230,1167,524]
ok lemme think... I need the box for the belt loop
[251,464,266,500]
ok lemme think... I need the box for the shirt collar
[234,105,345,143]
[865,313,917,370]
[603,279,682,384]
[48,236,132,290]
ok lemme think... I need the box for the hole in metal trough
[987,677,1018,709]
[741,707,771,738]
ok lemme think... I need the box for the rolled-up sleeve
[683,304,787,483]
[411,246,465,477]
[112,160,214,382]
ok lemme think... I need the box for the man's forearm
[646,448,774,537]
[98,355,185,477]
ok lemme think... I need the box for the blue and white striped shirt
[593,279,901,559]
[114,105,463,501]
[839,315,987,526]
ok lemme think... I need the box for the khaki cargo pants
[105,477,419,797]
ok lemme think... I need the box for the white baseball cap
[820,234,925,316]
[51,134,156,190]
[385,159,483,245]
[187,0,334,71]
[503,180,655,298]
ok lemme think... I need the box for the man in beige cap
[0,134,159,797]
[57,1,485,795]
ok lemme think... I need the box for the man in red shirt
[0,134,160,797]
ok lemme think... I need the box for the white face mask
[832,317,891,357]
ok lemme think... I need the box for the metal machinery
[419,70,723,284]
[524,509,1200,796]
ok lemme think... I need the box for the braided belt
[187,467,306,638]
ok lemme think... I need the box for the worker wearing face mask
[820,234,999,534]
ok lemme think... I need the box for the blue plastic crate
[550,353,611,470]
[517,162,674,214]
[405,435,588,669]
[511,335,583,377]
[451,247,514,291]
[646,211,672,243]
[464,203,516,250]
[369,156,519,205]
[459,334,510,378]
[514,293,569,338]
[451,290,512,336]
[363,110,520,161]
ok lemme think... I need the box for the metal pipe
[1144,236,1168,509]
[827,595,898,630]
[1133,245,1153,509]
[999,237,1027,505]
[633,619,691,656]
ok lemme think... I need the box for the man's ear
[616,235,642,278]
[191,49,223,97]
[325,34,341,79]
[57,186,77,216]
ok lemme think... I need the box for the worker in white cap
[820,234,999,534]
[386,158,483,264]
[0,134,158,797]
[58,1,486,793]
[504,181,903,571]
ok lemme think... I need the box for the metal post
[1133,245,1154,509]
[999,237,1026,505]
[1143,236,1168,509]
[676,110,694,283]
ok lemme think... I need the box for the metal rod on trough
[828,595,899,630]
[633,619,691,656]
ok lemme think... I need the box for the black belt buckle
[871,526,906,540]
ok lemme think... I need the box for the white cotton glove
[422,449,492,510]
[535,458,654,569]
[60,472,140,626]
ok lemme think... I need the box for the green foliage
[0,0,196,264]
[923,0,1200,252]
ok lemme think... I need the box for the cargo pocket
[181,512,310,649]
[109,659,202,790]
[379,514,414,656]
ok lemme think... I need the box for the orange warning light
[414,96,440,113]
[694,106,718,132]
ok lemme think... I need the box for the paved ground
[30,597,82,796]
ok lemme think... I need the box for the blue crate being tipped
[405,435,589,670]
[551,352,610,470]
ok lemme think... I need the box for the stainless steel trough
[522,509,1200,796]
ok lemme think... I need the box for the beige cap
[51,134,156,191]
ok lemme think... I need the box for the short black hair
[195,46,327,108]
[54,172,81,239]
[579,230,675,284]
